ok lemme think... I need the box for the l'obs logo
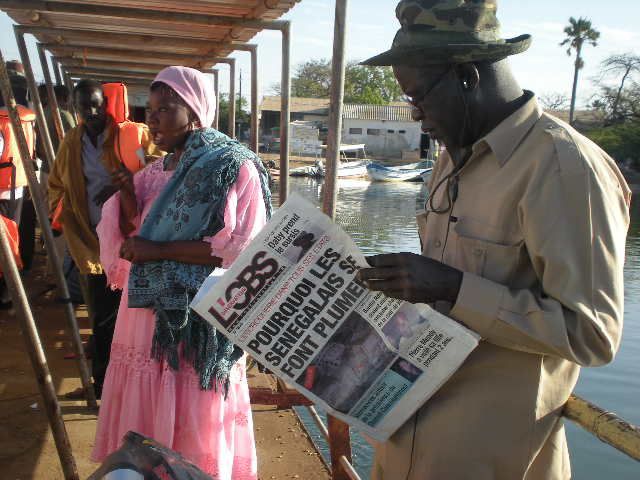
[209,251,280,328]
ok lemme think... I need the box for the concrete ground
[0,252,329,479]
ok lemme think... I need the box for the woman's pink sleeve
[204,161,267,268]
[97,165,150,289]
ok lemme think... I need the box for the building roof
[261,96,414,122]
[261,96,330,115]
[342,103,413,122]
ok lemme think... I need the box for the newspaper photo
[191,192,479,441]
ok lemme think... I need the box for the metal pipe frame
[322,2,352,478]
[13,26,56,170]
[0,0,288,30]
[64,67,158,81]
[52,57,63,85]
[61,70,78,121]
[12,31,97,408]
[248,45,259,153]
[36,43,65,141]
[0,48,96,413]
[279,21,291,204]
[208,58,236,138]
[213,69,220,130]
[0,220,79,480]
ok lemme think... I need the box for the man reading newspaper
[357,1,630,479]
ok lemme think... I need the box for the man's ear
[455,63,480,92]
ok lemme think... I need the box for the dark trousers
[79,273,121,397]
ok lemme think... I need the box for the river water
[272,176,640,479]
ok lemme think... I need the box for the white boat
[367,160,433,182]
[287,144,371,179]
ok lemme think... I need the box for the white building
[341,104,421,159]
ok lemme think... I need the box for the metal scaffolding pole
[61,70,78,122]
[229,58,236,138]
[52,58,63,85]
[323,2,353,477]
[0,54,80,480]
[279,21,291,204]
[37,44,65,142]
[1,48,97,409]
[323,0,348,218]
[213,69,220,130]
[249,45,259,153]
[13,27,56,171]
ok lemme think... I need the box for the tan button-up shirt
[373,94,631,480]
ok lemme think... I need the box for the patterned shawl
[128,128,272,393]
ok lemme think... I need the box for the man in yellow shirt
[358,1,631,479]
[49,79,160,398]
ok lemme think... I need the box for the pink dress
[92,158,266,480]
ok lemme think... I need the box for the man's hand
[119,236,160,264]
[356,252,463,304]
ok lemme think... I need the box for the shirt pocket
[453,222,525,286]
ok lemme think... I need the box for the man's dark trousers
[79,273,121,398]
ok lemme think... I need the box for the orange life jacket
[0,105,36,191]
[103,82,146,173]
[103,82,129,124]
[0,214,22,275]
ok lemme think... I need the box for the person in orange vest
[48,79,161,398]
[0,66,36,307]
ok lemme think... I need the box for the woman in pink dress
[91,66,271,480]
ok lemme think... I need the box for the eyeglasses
[405,66,453,110]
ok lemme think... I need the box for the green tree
[596,53,640,124]
[274,59,404,104]
[560,17,600,125]
[217,93,250,136]
[588,120,640,168]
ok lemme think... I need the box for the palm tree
[560,17,600,125]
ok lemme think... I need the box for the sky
[1,0,639,108]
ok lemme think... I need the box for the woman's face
[147,87,193,152]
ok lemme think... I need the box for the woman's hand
[119,236,159,264]
[111,164,134,194]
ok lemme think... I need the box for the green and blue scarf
[128,128,272,393]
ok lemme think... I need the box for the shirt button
[434,240,442,248]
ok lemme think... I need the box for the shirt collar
[473,91,542,167]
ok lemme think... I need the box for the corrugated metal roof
[261,95,330,114]
[342,103,414,122]
[0,0,300,76]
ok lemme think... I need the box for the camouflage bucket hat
[362,0,531,66]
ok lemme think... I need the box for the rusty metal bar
[61,70,78,122]
[0,0,287,30]
[328,414,353,480]
[2,47,97,409]
[0,222,79,480]
[249,45,259,153]
[37,43,65,142]
[320,3,353,478]
[228,58,236,138]
[339,456,363,480]
[65,67,157,80]
[0,56,85,480]
[13,26,55,171]
[57,58,167,75]
[44,44,212,66]
[213,69,220,130]
[564,394,640,461]
[52,57,63,85]
[279,21,291,204]
[322,0,349,218]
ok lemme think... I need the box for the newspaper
[191,193,479,441]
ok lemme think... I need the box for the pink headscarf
[152,66,216,128]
